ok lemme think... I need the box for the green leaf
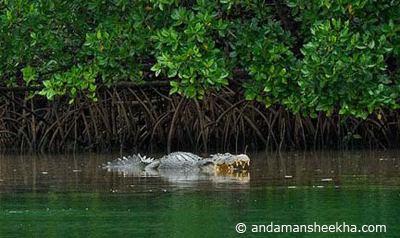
[168,69,178,78]
[368,40,375,49]
[384,47,393,52]
[89,84,96,92]
[269,65,275,74]
[170,81,179,87]
[220,72,229,79]
[185,86,197,98]
[310,112,317,119]
[22,65,38,84]
[151,63,161,71]
[71,87,77,96]
[169,87,178,95]
[171,9,180,20]
[286,1,297,7]
[43,80,52,88]
[245,91,256,100]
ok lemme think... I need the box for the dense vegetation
[0,0,399,152]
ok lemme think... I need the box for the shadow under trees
[0,84,399,153]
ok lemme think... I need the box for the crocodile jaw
[214,154,250,174]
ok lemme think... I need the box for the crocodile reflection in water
[103,152,250,183]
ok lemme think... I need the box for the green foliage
[286,0,400,118]
[38,64,99,103]
[1,0,400,118]
[150,3,230,98]
[232,18,297,108]
[298,19,397,118]
[1,0,150,101]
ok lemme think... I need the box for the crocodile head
[207,153,250,174]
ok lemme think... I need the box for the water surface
[0,151,399,237]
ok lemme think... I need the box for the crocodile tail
[137,154,156,164]
[103,154,155,168]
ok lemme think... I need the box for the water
[0,151,399,237]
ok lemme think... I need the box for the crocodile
[104,152,250,176]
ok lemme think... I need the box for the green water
[0,151,399,237]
